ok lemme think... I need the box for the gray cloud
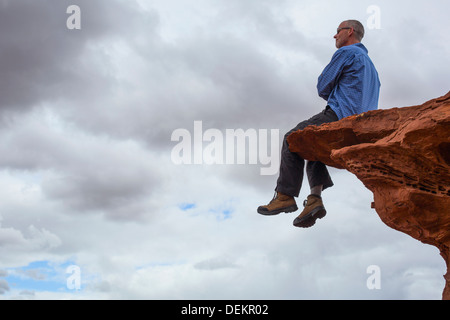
[0,0,159,117]
[0,279,10,295]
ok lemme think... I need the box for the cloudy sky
[0,0,449,300]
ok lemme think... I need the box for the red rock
[288,92,450,299]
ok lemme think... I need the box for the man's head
[334,20,365,48]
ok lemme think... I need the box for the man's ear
[348,27,355,37]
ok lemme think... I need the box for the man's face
[334,23,352,48]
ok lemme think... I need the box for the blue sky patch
[4,260,82,294]
[178,203,196,211]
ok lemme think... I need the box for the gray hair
[345,20,365,41]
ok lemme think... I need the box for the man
[257,20,380,228]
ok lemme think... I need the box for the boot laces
[269,191,278,205]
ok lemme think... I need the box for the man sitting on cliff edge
[257,20,381,228]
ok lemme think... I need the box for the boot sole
[293,206,326,228]
[257,204,298,216]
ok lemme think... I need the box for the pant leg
[275,126,305,197]
[306,161,333,191]
[276,106,339,197]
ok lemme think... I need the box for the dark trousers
[276,106,339,197]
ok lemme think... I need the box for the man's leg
[258,106,338,216]
[256,125,304,216]
[293,107,339,227]
[310,184,323,197]
[275,126,306,198]
[277,106,338,197]
[307,161,334,193]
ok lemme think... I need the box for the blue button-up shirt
[317,43,380,119]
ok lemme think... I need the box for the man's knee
[283,131,292,142]
[284,121,310,141]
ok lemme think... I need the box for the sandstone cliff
[288,92,450,300]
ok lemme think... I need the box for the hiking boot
[257,192,298,216]
[293,194,327,228]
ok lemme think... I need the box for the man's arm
[317,49,348,101]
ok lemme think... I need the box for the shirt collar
[353,42,368,54]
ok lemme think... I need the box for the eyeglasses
[336,27,352,34]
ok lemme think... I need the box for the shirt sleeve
[317,49,349,101]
